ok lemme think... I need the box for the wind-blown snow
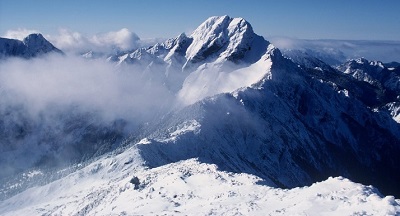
[178,46,274,105]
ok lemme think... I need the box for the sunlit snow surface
[0,144,398,215]
[178,49,273,105]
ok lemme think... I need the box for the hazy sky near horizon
[0,0,399,41]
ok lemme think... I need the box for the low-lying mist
[0,54,176,179]
[0,54,175,121]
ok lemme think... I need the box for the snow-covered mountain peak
[162,33,192,61]
[189,15,253,37]
[345,57,384,69]
[22,33,61,54]
[0,33,62,59]
[350,57,384,68]
[355,57,369,64]
[163,33,189,50]
[185,15,264,67]
[189,15,231,39]
[339,57,387,77]
[105,15,272,97]
[23,33,47,46]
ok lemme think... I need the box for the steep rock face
[0,34,62,59]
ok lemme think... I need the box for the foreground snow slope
[0,145,398,216]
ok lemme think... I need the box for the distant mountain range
[0,16,399,215]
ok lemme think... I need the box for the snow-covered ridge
[338,57,391,85]
[337,57,400,122]
[0,145,398,215]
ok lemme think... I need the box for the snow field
[1,145,398,215]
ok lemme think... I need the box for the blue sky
[1,0,399,40]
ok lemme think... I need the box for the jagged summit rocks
[109,15,268,68]
[0,33,62,59]
[185,15,260,65]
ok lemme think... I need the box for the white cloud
[0,55,174,121]
[91,28,140,51]
[3,28,40,40]
[47,29,89,52]
[269,37,400,63]
[47,28,141,53]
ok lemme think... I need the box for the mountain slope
[1,15,400,215]
[137,46,400,196]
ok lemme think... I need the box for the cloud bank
[0,54,178,179]
[4,28,399,64]
[3,28,41,40]
[49,28,142,53]
[3,28,144,54]
[0,55,174,122]
[270,37,400,64]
